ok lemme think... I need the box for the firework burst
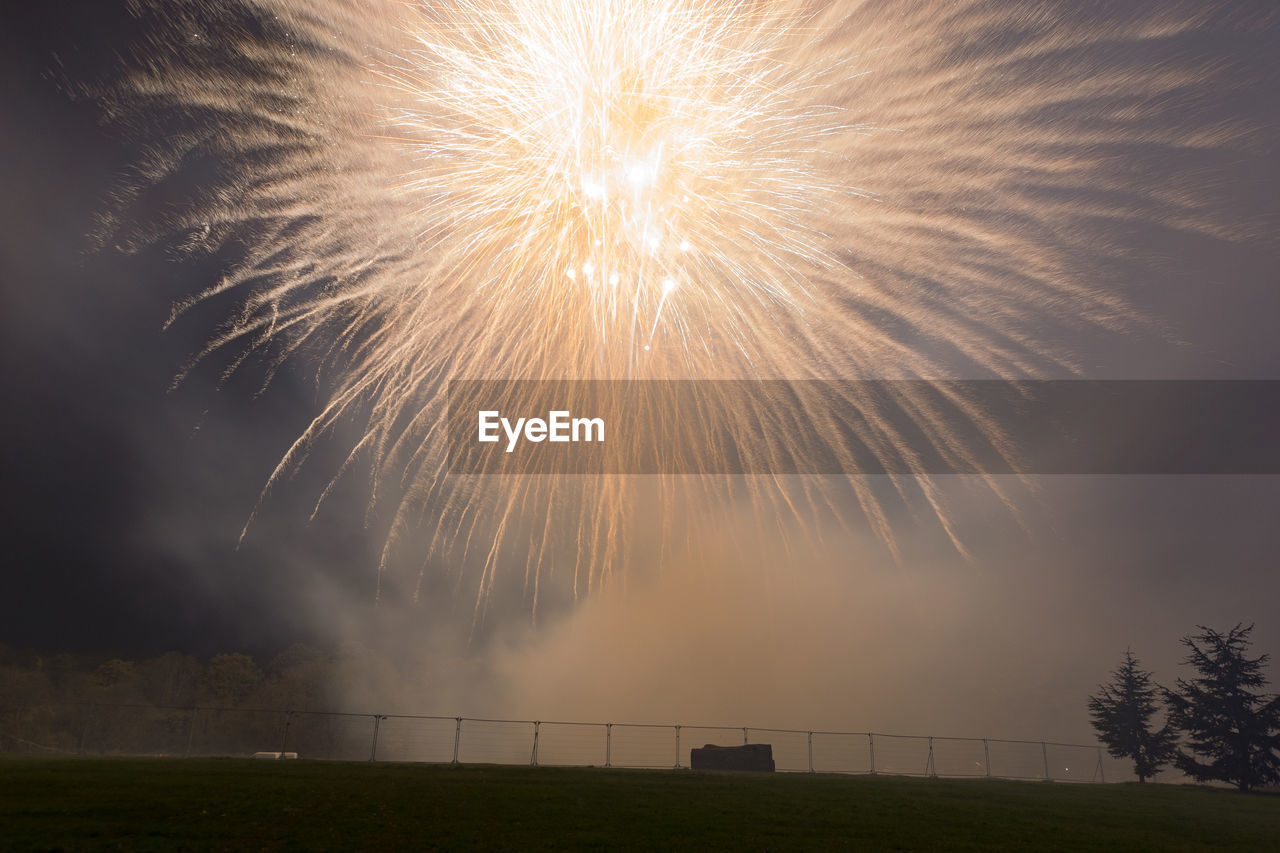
[85,0,1244,622]
[377,0,854,373]
[332,0,889,614]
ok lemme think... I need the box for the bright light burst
[93,0,1215,622]
[325,0,869,614]
[379,0,849,370]
[101,0,1002,618]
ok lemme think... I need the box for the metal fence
[2,703,1118,782]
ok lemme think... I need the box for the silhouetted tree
[1165,624,1280,792]
[202,654,263,707]
[94,659,137,688]
[138,652,203,708]
[1088,649,1176,782]
[259,644,330,710]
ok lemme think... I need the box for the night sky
[1,4,383,657]
[2,1,1279,739]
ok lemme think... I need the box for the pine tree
[1165,624,1280,792]
[1088,649,1176,782]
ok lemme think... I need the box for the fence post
[807,732,814,774]
[280,710,294,754]
[605,724,612,768]
[453,718,462,764]
[983,739,990,777]
[1041,741,1049,780]
[185,707,197,758]
[531,721,540,767]
[1095,747,1105,784]
[369,715,384,762]
[925,737,937,777]
[675,725,681,769]
[868,733,876,775]
[78,701,93,753]
[743,727,749,745]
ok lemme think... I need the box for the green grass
[1,757,1277,851]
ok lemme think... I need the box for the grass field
[1,757,1278,851]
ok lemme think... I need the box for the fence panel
[745,728,810,772]
[0,706,81,755]
[1045,743,1103,783]
[80,704,192,756]
[457,719,535,765]
[377,716,458,764]
[608,724,676,768]
[930,737,989,777]
[985,739,1048,780]
[811,731,872,774]
[536,722,607,767]
[870,734,933,776]
[189,708,289,757]
[279,712,373,761]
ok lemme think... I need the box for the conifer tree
[1088,649,1175,782]
[1165,624,1280,792]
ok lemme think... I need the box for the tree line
[0,643,406,754]
[1089,624,1280,792]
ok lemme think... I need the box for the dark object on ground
[690,743,775,772]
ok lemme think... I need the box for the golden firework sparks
[94,0,1183,620]
[378,0,850,373]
